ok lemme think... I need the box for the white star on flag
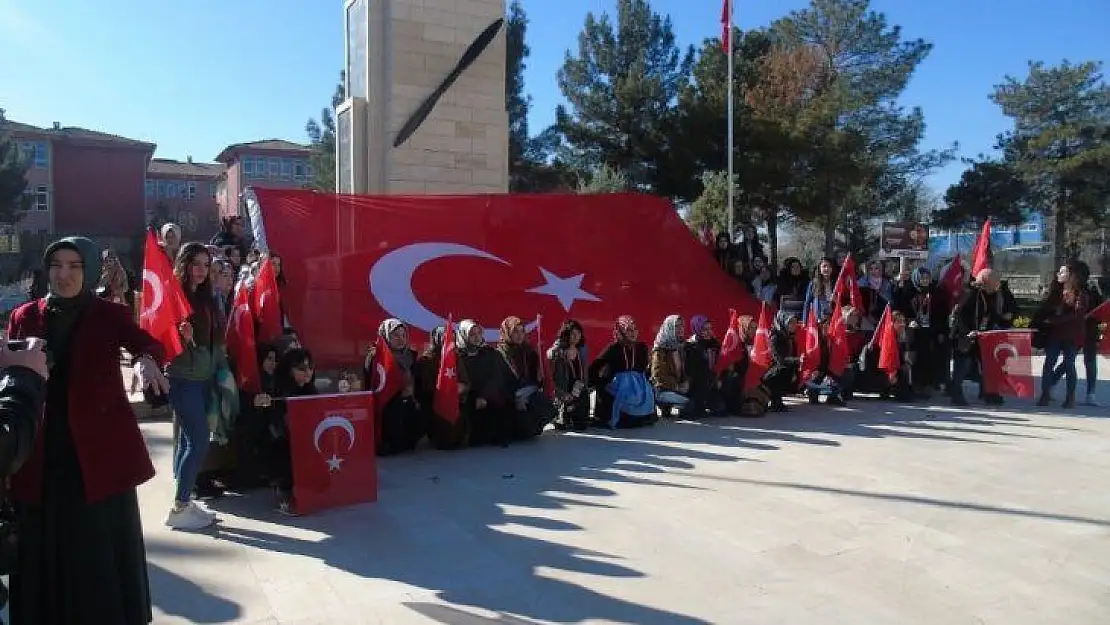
[444,367,456,379]
[326,454,344,472]
[526,268,601,312]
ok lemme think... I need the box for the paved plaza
[137,375,1110,625]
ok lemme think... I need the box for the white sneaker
[165,501,216,530]
[192,500,218,520]
[1084,393,1099,407]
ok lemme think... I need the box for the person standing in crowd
[776,257,808,313]
[713,232,733,272]
[803,257,837,323]
[97,249,136,310]
[548,319,591,432]
[949,268,1015,406]
[267,347,317,514]
[456,320,512,446]
[858,261,894,329]
[210,216,250,262]
[1044,260,1102,406]
[165,242,226,529]
[7,235,169,625]
[752,264,776,304]
[894,267,947,398]
[735,224,765,266]
[1036,261,1092,408]
[159,222,182,263]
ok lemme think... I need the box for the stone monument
[338,0,509,195]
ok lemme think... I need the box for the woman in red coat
[6,236,169,625]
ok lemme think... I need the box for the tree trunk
[766,204,779,268]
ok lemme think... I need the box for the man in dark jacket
[949,269,1016,406]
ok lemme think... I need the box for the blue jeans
[169,378,210,504]
[1042,341,1078,398]
[1052,342,1097,395]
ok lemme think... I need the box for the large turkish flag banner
[286,392,377,515]
[249,189,760,368]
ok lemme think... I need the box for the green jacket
[167,343,226,382]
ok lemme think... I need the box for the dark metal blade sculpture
[392,17,505,148]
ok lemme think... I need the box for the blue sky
[1,0,1106,192]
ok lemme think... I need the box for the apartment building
[214,139,313,220]
[145,157,226,243]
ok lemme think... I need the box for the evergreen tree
[577,164,630,194]
[555,0,695,197]
[305,71,345,192]
[990,60,1110,265]
[0,109,30,224]
[936,159,1027,228]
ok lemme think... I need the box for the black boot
[1037,392,1052,407]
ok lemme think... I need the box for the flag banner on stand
[977,330,1034,398]
[287,391,377,515]
[250,189,759,369]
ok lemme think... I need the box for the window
[183,181,196,201]
[281,158,293,179]
[209,182,217,198]
[268,157,281,177]
[293,160,307,179]
[1022,223,1038,232]
[145,179,157,198]
[33,142,48,168]
[161,181,179,198]
[18,142,33,164]
[33,185,48,211]
[242,157,254,176]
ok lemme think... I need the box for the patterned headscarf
[377,318,413,370]
[773,310,798,335]
[457,319,484,351]
[499,316,526,345]
[653,314,683,350]
[377,318,406,344]
[613,315,636,342]
[688,314,710,341]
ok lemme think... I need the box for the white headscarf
[653,315,683,350]
[456,319,484,351]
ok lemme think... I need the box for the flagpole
[726,0,735,243]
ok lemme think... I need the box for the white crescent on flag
[141,269,163,323]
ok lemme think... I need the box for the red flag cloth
[939,253,966,312]
[833,254,863,310]
[745,303,773,389]
[827,299,851,376]
[225,282,261,393]
[250,189,759,369]
[533,315,556,399]
[1088,300,1110,354]
[252,257,283,343]
[286,391,378,515]
[720,0,731,53]
[434,320,461,423]
[971,218,992,278]
[368,334,404,447]
[874,305,901,376]
[716,309,742,374]
[797,308,821,384]
[977,330,1035,398]
[139,229,192,362]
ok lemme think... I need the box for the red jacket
[6,297,165,504]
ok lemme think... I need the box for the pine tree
[305,71,346,192]
[0,109,30,225]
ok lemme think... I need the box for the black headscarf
[43,236,101,362]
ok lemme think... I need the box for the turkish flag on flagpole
[368,334,404,448]
[139,229,192,362]
[827,298,851,376]
[1087,300,1110,354]
[874,305,901,376]
[939,252,966,311]
[720,0,731,53]
[745,302,773,389]
[715,309,742,374]
[977,329,1034,398]
[797,304,821,384]
[434,316,461,423]
[533,314,555,399]
[970,218,992,278]
[225,281,261,393]
[833,254,863,310]
[286,391,377,515]
[253,257,283,343]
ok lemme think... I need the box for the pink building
[145,157,226,244]
[214,139,313,221]
[1,118,155,273]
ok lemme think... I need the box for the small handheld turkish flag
[833,254,863,310]
[226,282,261,393]
[253,257,283,343]
[939,253,966,312]
[434,318,460,423]
[716,309,742,374]
[287,392,377,515]
[970,219,992,278]
[745,303,773,389]
[368,334,404,447]
[874,305,901,377]
[827,299,851,376]
[140,229,192,361]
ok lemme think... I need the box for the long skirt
[10,488,151,625]
[378,396,425,456]
[592,390,655,429]
[424,402,470,450]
